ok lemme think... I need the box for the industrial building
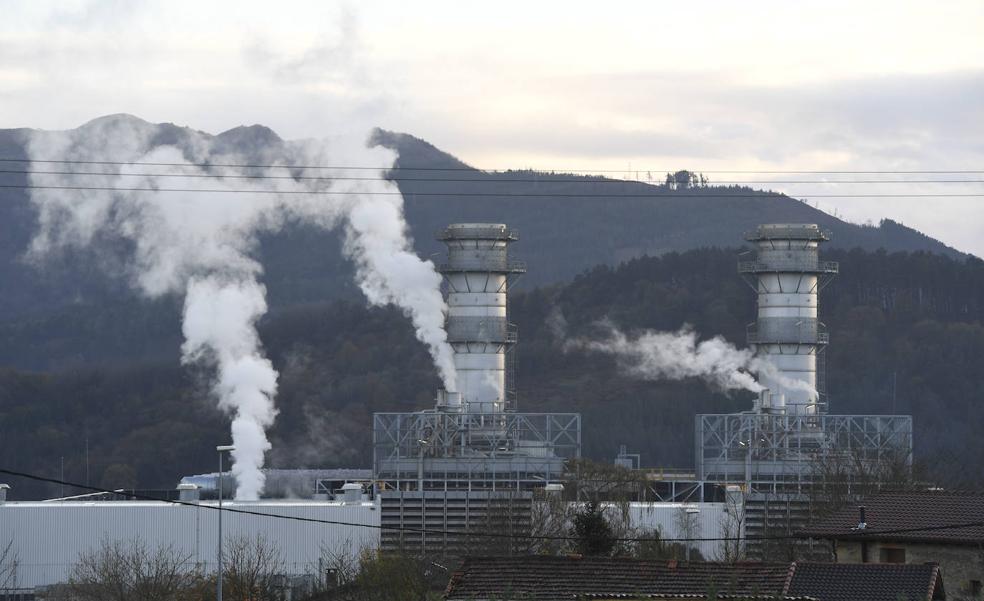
[0,221,919,593]
[694,224,913,557]
[373,224,581,555]
[0,486,378,595]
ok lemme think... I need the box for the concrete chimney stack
[740,224,838,415]
[437,224,525,413]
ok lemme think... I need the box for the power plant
[695,224,912,557]
[0,221,916,593]
[741,223,837,415]
[373,224,581,554]
[438,223,524,412]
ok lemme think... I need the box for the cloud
[0,1,981,255]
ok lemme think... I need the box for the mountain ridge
[0,114,968,326]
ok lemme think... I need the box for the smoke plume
[25,115,454,498]
[562,317,817,401]
[344,194,456,390]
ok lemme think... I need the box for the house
[798,490,983,600]
[785,561,944,601]
[444,556,945,601]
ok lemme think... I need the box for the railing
[437,259,527,273]
[447,317,518,344]
[436,226,519,241]
[747,318,829,345]
[738,259,839,274]
[373,412,582,463]
[744,225,831,241]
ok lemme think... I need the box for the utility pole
[216,445,235,601]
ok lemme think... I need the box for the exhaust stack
[437,224,525,413]
[740,224,838,415]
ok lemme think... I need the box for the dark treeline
[1,247,982,499]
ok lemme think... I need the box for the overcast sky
[1,0,982,256]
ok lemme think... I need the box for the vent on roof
[852,506,867,531]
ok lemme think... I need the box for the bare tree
[633,528,698,561]
[1,539,19,590]
[69,538,195,601]
[527,489,574,556]
[566,458,648,504]
[223,534,286,601]
[349,550,433,601]
[716,490,746,563]
[313,539,362,591]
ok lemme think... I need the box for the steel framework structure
[696,413,912,494]
[373,412,581,493]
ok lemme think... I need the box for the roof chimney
[854,505,867,530]
[0,483,9,504]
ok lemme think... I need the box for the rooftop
[444,557,945,601]
[444,556,791,601]
[797,489,984,545]
[785,562,944,601]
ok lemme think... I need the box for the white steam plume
[181,277,278,498]
[25,116,454,498]
[344,194,456,390]
[563,318,817,401]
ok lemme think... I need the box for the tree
[68,538,195,601]
[634,528,703,561]
[350,551,433,601]
[571,502,616,556]
[222,534,286,601]
[715,489,746,563]
[1,539,19,590]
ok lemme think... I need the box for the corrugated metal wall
[627,502,732,559]
[0,500,380,589]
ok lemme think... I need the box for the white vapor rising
[181,277,278,498]
[25,115,454,498]
[565,320,817,401]
[344,194,456,390]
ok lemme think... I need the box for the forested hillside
[0,116,966,327]
[2,247,981,499]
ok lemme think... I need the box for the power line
[2,183,982,199]
[2,169,982,186]
[1,467,982,543]
[0,157,982,175]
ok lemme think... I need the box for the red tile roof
[444,556,792,600]
[796,490,984,545]
[444,557,946,601]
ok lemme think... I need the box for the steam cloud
[344,195,456,390]
[557,314,817,401]
[25,116,454,498]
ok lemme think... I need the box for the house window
[879,547,906,563]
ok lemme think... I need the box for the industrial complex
[0,222,914,595]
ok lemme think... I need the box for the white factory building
[0,489,379,592]
[0,485,735,592]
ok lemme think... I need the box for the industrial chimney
[740,224,838,415]
[437,224,525,413]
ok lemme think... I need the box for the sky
[1,0,982,255]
